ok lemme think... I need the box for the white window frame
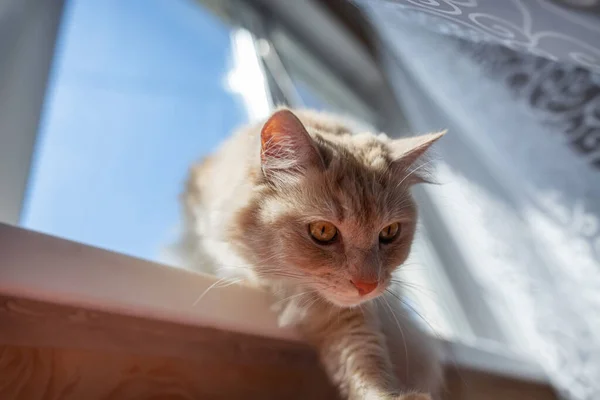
[0,222,548,384]
[0,0,65,225]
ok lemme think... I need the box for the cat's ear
[390,130,446,184]
[260,109,324,181]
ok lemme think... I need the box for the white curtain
[352,1,600,399]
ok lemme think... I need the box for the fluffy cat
[181,108,445,400]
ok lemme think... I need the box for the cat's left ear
[390,130,446,184]
[260,109,324,182]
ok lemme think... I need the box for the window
[0,2,552,392]
[21,0,251,263]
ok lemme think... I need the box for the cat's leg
[297,301,432,400]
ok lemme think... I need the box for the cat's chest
[194,191,258,282]
[201,237,254,280]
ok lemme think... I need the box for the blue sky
[22,0,247,262]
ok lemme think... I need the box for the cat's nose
[350,279,378,296]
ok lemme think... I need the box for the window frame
[0,221,550,385]
[0,0,65,225]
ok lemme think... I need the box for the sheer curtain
[351,1,600,399]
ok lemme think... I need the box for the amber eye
[379,222,400,243]
[309,221,338,244]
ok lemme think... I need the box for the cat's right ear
[389,130,446,185]
[260,109,324,182]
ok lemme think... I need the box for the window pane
[270,29,376,125]
[22,0,248,263]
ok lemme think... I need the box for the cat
[180,108,445,400]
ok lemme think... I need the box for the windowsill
[0,223,549,385]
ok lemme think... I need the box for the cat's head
[233,109,444,307]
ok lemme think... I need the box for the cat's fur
[181,108,445,400]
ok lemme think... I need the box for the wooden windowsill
[0,223,557,399]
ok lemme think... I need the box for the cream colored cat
[181,108,445,400]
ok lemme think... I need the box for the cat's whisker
[390,287,441,310]
[274,289,318,306]
[192,276,242,306]
[302,293,323,313]
[398,261,428,269]
[388,292,444,339]
[296,292,314,309]
[386,289,442,341]
[398,266,430,273]
[390,280,437,298]
[379,294,410,378]
[265,273,311,282]
[214,259,302,277]
[263,270,305,276]
[298,285,335,310]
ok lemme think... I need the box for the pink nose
[350,279,378,296]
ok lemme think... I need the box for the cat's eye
[379,222,400,244]
[309,221,338,244]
